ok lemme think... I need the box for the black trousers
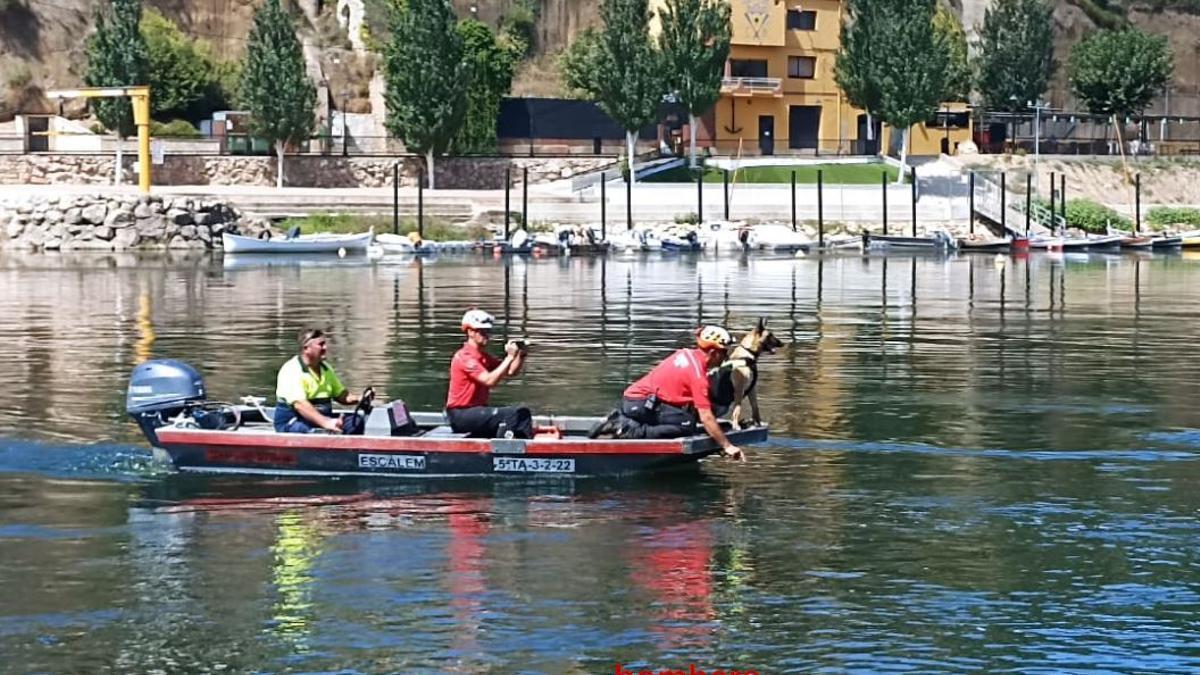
[616,397,699,439]
[446,405,534,439]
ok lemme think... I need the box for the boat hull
[222,232,374,254]
[150,424,769,478]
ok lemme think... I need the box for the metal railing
[720,77,783,96]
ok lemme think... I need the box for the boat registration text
[493,457,575,473]
[358,454,426,471]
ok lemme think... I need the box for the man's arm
[293,399,343,433]
[697,407,745,462]
[471,353,518,388]
[507,348,525,376]
[334,389,360,405]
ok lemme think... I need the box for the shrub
[1064,198,1130,234]
[499,0,538,57]
[1146,206,1200,229]
[674,212,700,225]
[151,119,200,137]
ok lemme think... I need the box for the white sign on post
[151,139,165,165]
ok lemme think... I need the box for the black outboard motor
[126,359,207,447]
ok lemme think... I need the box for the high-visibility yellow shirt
[275,356,346,405]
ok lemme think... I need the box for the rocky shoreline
[0,194,272,251]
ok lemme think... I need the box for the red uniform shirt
[623,348,713,411]
[446,343,502,409]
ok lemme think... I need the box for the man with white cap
[444,309,533,438]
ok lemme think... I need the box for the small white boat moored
[222,229,374,254]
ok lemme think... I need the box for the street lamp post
[1028,100,1051,194]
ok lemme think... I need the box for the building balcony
[721,77,783,97]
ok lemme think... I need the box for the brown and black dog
[709,318,785,429]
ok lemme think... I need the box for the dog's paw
[730,420,744,431]
[752,419,764,427]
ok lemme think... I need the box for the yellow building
[652,0,970,158]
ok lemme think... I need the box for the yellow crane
[45,86,152,194]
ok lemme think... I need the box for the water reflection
[5,251,1200,670]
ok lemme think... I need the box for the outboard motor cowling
[127,359,207,446]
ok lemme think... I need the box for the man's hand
[323,416,344,434]
[722,445,746,462]
[504,340,521,356]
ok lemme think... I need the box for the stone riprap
[0,155,614,189]
[0,193,270,251]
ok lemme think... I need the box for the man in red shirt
[609,325,745,461]
[444,309,533,438]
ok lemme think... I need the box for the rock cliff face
[2,0,1198,120]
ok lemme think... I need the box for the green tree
[141,8,234,122]
[1069,28,1173,118]
[452,19,518,155]
[84,0,149,138]
[933,5,970,102]
[384,0,468,189]
[835,0,883,149]
[563,0,662,184]
[838,0,948,180]
[240,0,316,188]
[974,0,1055,112]
[657,0,730,168]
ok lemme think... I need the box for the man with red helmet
[600,325,745,461]
[444,309,533,438]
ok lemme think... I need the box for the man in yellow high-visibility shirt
[274,328,365,434]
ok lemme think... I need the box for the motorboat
[126,360,768,478]
[753,223,812,253]
[221,229,374,254]
[864,230,957,250]
[957,234,1012,253]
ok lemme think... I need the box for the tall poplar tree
[384,0,468,189]
[835,0,882,146]
[838,0,947,181]
[975,0,1055,112]
[451,19,517,155]
[564,0,663,184]
[84,0,149,185]
[658,0,730,169]
[240,0,316,188]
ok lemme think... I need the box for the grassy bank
[645,162,901,184]
[280,213,491,241]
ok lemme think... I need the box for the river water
[2,249,1199,673]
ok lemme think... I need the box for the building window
[787,9,817,30]
[788,56,816,79]
[729,59,769,78]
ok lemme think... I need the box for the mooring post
[968,171,975,236]
[392,163,399,235]
[1135,173,1142,234]
[1025,173,1032,236]
[1060,173,1066,228]
[504,165,511,240]
[723,169,730,220]
[790,170,797,232]
[600,172,607,241]
[418,167,425,237]
[1049,171,1056,234]
[882,171,889,236]
[1001,171,1007,232]
[910,166,917,238]
[522,166,529,232]
[697,168,704,224]
[626,169,632,231]
[817,169,824,248]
